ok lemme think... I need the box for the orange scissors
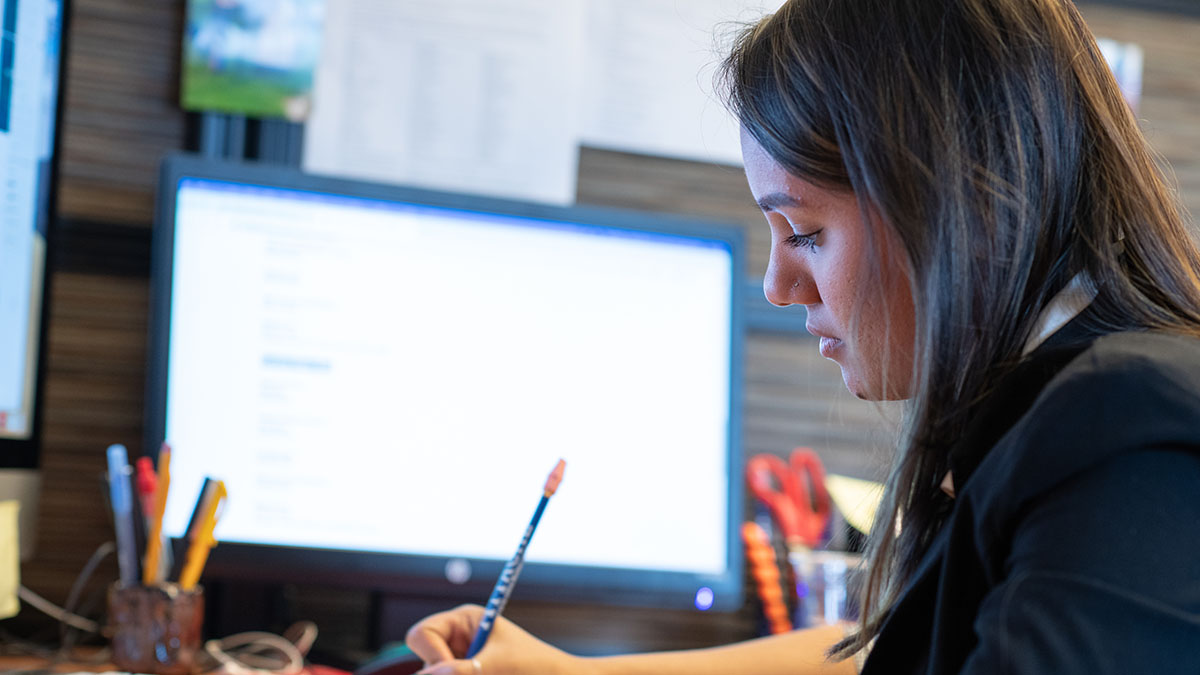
[746,447,832,550]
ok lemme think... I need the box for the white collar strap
[1022,272,1097,356]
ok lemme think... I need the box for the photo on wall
[181,0,325,121]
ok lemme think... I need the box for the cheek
[842,275,914,397]
[841,318,905,400]
[887,291,918,394]
[822,266,860,322]
[873,279,917,398]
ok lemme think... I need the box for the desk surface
[0,653,354,675]
[0,651,116,673]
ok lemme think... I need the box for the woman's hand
[406,604,582,675]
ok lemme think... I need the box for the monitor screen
[0,0,65,561]
[148,155,745,611]
[0,0,60,444]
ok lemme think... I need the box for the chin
[841,369,909,402]
[840,370,874,401]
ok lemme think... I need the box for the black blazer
[862,327,1200,674]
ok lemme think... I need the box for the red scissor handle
[747,453,800,539]
[747,447,832,548]
[788,448,831,544]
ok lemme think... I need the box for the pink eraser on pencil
[543,459,566,497]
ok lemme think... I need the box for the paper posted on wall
[303,0,584,205]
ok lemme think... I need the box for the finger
[406,621,457,665]
[406,605,484,665]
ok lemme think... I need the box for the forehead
[740,129,837,211]
[740,128,780,188]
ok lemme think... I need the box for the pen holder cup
[794,550,863,628]
[108,582,205,675]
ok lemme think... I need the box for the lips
[807,323,843,359]
[819,336,843,358]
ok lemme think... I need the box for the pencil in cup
[465,459,566,659]
[142,444,172,585]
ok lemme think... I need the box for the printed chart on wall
[303,0,585,205]
[303,0,786,204]
[579,0,785,167]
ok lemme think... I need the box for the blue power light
[694,587,715,611]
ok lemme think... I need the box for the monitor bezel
[146,153,746,611]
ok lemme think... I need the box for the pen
[178,479,227,590]
[142,444,172,585]
[170,476,214,581]
[465,459,565,659]
[135,456,157,524]
[106,444,139,586]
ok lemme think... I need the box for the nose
[763,247,818,307]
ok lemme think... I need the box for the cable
[10,540,113,655]
[16,586,101,634]
[61,540,117,648]
[202,621,317,675]
[63,540,115,625]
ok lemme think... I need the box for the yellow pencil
[142,445,171,585]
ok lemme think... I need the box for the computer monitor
[0,0,66,560]
[146,155,746,619]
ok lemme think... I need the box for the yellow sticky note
[0,500,19,619]
[825,474,884,535]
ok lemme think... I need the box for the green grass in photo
[182,59,306,119]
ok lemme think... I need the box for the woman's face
[741,130,916,400]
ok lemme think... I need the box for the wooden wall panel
[1078,3,1200,217]
[20,271,149,615]
[55,0,187,225]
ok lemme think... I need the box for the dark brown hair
[719,0,1200,658]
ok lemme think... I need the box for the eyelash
[785,229,821,250]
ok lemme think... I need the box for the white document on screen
[302,0,584,205]
[579,0,785,167]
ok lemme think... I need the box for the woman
[407,0,1200,672]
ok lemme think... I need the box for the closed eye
[785,229,822,250]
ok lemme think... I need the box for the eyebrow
[755,193,804,212]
